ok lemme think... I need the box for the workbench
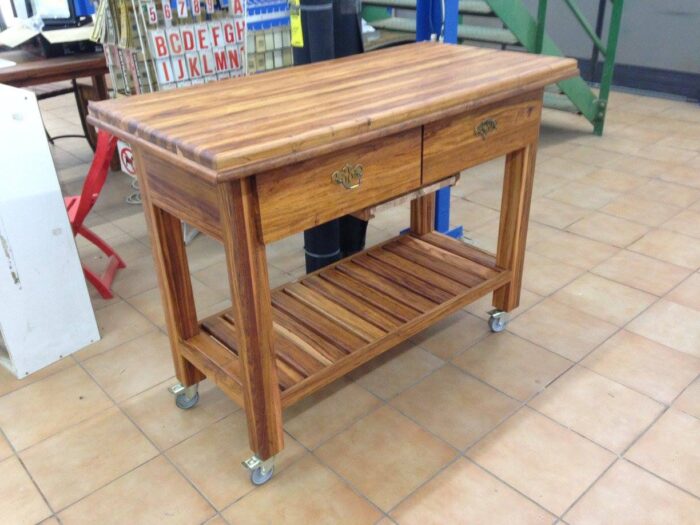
[88,42,577,484]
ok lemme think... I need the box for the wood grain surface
[88,42,577,181]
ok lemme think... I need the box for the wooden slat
[218,311,326,378]
[285,283,388,341]
[396,235,498,280]
[303,275,403,330]
[352,254,454,304]
[419,231,499,270]
[201,315,301,390]
[272,292,366,354]
[368,249,469,295]
[383,242,484,288]
[318,268,421,323]
[336,261,437,313]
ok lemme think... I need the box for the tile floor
[0,88,699,525]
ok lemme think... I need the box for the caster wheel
[488,313,507,333]
[250,465,274,486]
[175,391,199,410]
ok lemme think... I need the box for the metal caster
[169,383,199,410]
[243,455,275,486]
[488,309,507,333]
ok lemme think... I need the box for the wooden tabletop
[88,43,578,181]
[0,50,107,88]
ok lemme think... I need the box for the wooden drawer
[423,90,543,184]
[256,128,422,243]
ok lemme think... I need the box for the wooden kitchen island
[88,42,577,485]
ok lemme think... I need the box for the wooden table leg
[218,178,284,460]
[133,149,204,386]
[493,142,537,312]
[410,193,436,235]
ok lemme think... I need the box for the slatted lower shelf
[181,232,511,408]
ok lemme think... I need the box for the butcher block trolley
[88,42,577,485]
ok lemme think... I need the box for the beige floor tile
[465,186,503,210]
[316,405,455,511]
[528,230,618,270]
[536,156,597,179]
[111,254,160,298]
[581,168,649,193]
[83,331,175,402]
[550,273,656,326]
[58,456,215,525]
[391,458,553,525]
[463,288,542,321]
[350,341,444,401]
[532,172,570,198]
[0,366,112,451]
[0,455,52,524]
[662,209,700,239]
[567,212,649,248]
[467,407,615,516]
[128,278,227,329]
[666,273,700,312]
[547,181,619,210]
[167,412,305,509]
[521,252,584,297]
[561,145,628,170]
[629,229,700,269]
[565,460,700,525]
[453,332,572,401]
[185,234,226,273]
[193,259,292,297]
[21,407,158,510]
[673,379,700,419]
[632,179,700,208]
[530,367,663,453]
[121,379,238,450]
[410,310,489,360]
[530,198,590,229]
[508,298,618,361]
[0,356,74,397]
[0,433,12,460]
[222,455,381,525]
[450,200,501,230]
[627,300,700,358]
[284,379,381,449]
[602,194,681,227]
[626,409,700,496]
[582,330,700,405]
[202,516,228,525]
[75,301,156,361]
[659,163,700,189]
[391,365,519,449]
[38,517,60,525]
[591,250,691,296]
[111,212,149,239]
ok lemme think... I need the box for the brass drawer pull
[474,118,497,140]
[332,164,363,190]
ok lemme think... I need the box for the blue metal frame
[416,0,463,239]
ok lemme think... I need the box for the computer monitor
[9,0,92,28]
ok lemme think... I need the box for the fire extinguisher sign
[117,141,136,176]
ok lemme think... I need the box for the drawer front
[257,128,422,243]
[423,90,542,184]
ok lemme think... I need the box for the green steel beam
[484,0,598,126]
[562,0,606,55]
[594,0,624,135]
[535,0,548,54]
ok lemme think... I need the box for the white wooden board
[0,84,99,378]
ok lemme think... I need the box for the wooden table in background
[0,50,109,150]
[88,42,577,482]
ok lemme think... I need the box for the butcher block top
[87,42,578,182]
